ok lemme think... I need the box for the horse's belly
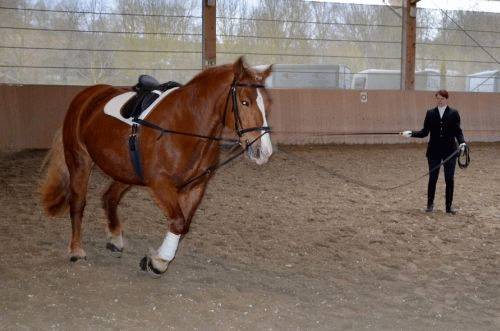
[84,114,141,185]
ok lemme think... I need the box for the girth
[126,76,182,180]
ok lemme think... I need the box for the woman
[401,90,467,214]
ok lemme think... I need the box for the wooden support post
[202,0,216,69]
[401,0,418,90]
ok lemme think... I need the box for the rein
[179,131,269,189]
[457,144,470,169]
[282,144,470,191]
[132,118,238,144]
[385,144,470,190]
[273,131,402,136]
[129,80,271,187]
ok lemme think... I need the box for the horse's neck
[183,70,233,134]
[173,72,232,171]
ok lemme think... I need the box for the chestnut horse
[40,57,273,276]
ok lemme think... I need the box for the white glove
[459,142,467,151]
[401,130,412,138]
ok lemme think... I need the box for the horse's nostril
[247,145,254,158]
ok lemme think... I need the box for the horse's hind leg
[102,181,131,257]
[66,150,93,262]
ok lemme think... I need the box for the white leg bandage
[157,232,180,261]
[110,233,124,249]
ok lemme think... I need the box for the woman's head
[435,89,449,108]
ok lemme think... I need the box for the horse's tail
[39,129,70,216]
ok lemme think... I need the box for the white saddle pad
[103,88,179,126]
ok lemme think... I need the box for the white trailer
[351,68,441,90]
[265,64,352,89]
[466,70,499,92]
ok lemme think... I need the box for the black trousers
[427,155,457,209]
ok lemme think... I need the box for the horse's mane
[184,62,264,88]
[184,64,233,87]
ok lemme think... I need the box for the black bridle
[130,80,272,187]
[227,81,271,138]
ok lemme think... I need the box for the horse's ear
[233,56,247,80]
[261,64,273,80]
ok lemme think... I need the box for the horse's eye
[241,100,249,106]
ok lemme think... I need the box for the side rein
[129,80,272,188]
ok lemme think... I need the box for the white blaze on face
[255,89,273,164]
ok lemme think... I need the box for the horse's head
[227,57,273,165]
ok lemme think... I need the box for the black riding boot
[445,180,455,214]
[427,179,437,212]
[427,158,441,212]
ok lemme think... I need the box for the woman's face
[435,94,448,108]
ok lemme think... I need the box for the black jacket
[412,106,465,159]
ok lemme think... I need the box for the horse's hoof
[106,242,123,258]
[69,246,87,262]
[139,255,164,279]
[69,255,87,262]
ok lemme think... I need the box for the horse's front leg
[143,180,208,277]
